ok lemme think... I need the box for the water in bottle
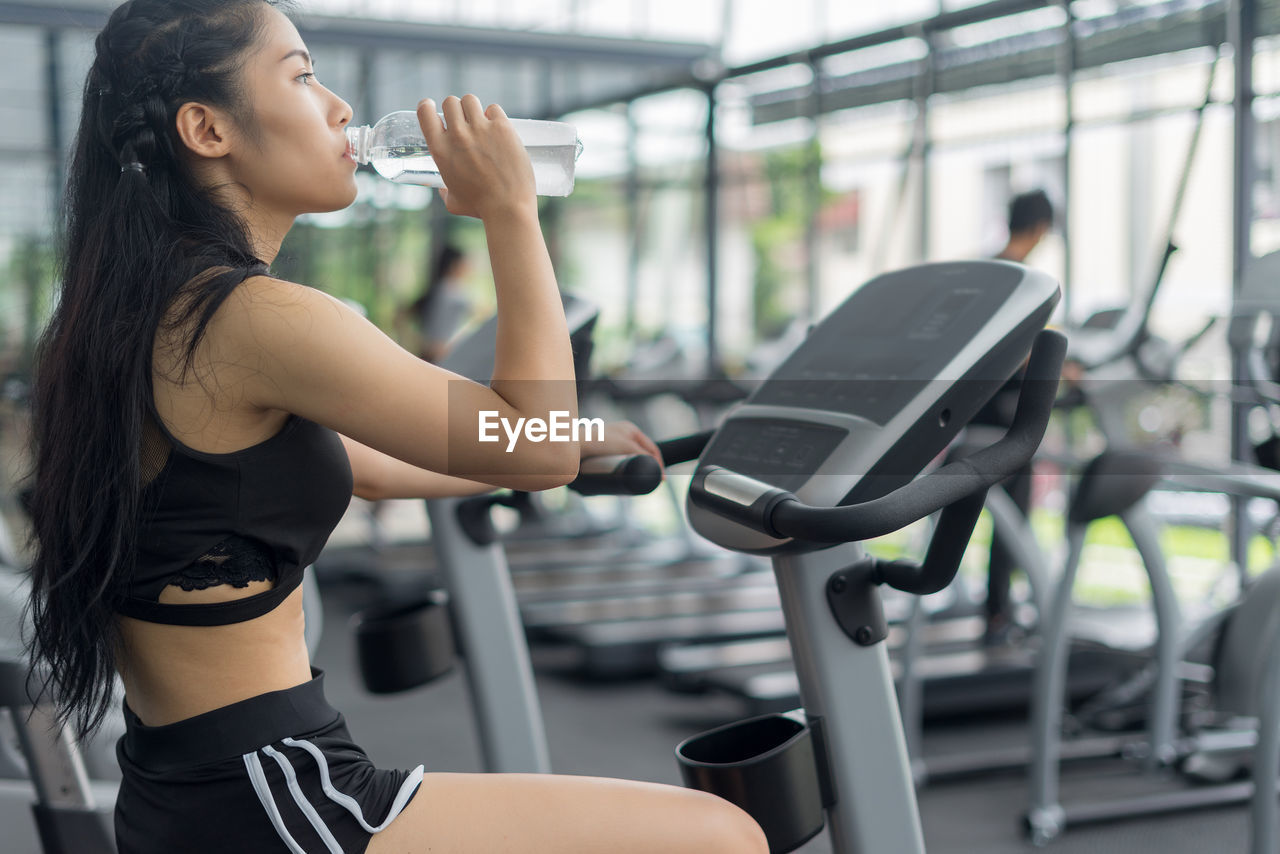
[346,110,583,197]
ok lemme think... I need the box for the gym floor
[314,581,1255,854]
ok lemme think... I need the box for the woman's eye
[297,72,316,85]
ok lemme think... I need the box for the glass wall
[2,0,1277,392]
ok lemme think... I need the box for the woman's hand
[417,95,536,222]
[581,420,663,468]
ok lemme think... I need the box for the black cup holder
[676,710,827,854]
[352,590,456,695]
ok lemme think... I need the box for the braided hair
[26,0,290,739]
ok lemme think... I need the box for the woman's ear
[174,101,232,159]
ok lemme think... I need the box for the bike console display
[688,260,1060,554]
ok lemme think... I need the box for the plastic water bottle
[346,110,583,197]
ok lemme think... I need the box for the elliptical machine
[673,259,1064,853]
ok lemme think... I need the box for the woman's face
[224,6,358,216]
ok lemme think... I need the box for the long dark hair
[25,0,285,739]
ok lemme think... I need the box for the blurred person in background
[406,243,474,363]
[977,188,1054,645]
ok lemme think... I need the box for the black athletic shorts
[114,668,423,854]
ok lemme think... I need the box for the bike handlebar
[566,430,715,497]
[568,453,663,496]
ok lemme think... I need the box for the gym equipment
[653,368,1144,757]
[0,512,119,854]
[409,292,599,772]
[650,185,1222,719]
[518,350,798,679]
[352,291,679,772]
[1232,248,1280,471]
[468,333,769,680]
[401,454,666,771]
[1025,449,1280,850]
[0,658,116,854]
[1018,248,1280,849]
[671,259,1064,853]
[656,444,1135,719]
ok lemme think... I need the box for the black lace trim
[168,535,279,592]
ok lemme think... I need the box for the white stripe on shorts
[262,744,345,854]
[281,736,425,834]
[242,751,309,854]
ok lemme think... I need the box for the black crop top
[116,408,353,626]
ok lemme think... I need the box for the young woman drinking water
[24,2,767,852]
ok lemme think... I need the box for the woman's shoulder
[222,272,311,308]
[204,274,375,381]
[159,273,346,378]
[212,274,350,336]
[163,267,308,331]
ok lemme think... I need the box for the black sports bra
[116,406,353,626]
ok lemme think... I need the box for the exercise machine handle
[568,453,662,496]
[690,329,1067,545]
[658,430,715,467]
[566,427,717,495]
[566,428,715,496]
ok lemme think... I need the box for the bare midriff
[115,583,312,727]
[124,315,321,727]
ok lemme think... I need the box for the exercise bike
[670,258,1064,853]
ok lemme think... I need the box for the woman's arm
[340,434,495,501]
[341,420,662,501]
[205,96,580,491]
[215,282,576,490]
[423,97,579,433]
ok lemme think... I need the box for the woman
[24,1,767,852]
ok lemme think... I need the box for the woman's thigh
[366,772,767,854]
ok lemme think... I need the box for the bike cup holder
[675,709,834,853]
[352,590,456,694]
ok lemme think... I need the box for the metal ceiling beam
[295,17,708,67]
[750,0,1240,124]
[549,0,1056,116]
[730,0,1053,77]
[0,1,712,68]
